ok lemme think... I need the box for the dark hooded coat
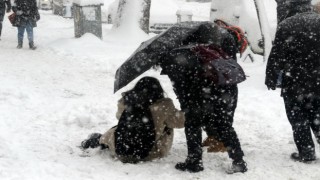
[276,0,312,23]
[12,0,39,27]
[265,12,320,97]
[0,0,11,21]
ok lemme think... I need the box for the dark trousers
[0,15,3,36]
[183,85,244,161]
[0,21,2,36]
[283,94,320,159]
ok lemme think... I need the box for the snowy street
[0,4,320,180]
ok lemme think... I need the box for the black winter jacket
[0,0,11,16]
[265,12,320,97]
[12,0,39,27]
[160,25,238,110]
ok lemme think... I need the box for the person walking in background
[12,0,40,50]
[266,0,320,163]
[81,77,185,163]
[0,0,11,40]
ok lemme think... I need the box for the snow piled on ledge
[73,0,104,6]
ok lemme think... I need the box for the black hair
[123,77,165,108]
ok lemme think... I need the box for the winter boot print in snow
[29,42,37,50]
[175,158,204,173]
[17,42,23,49]
[81,133,102,149]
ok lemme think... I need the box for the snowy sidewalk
[0,10,319,180]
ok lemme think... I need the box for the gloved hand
[6,8,11,13]
[16,10,23,15]
[267,85,276,90]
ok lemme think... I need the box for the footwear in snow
[29,42,37,50]
[81,133,102,149]
[226,159,248,174]
[175,159,204,173]
[290,152,316,163]
[17,42,23,49]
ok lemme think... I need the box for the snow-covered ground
[0,1,320,180]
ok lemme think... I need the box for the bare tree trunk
[140,0,151,34]
[113,0,151,34]
[113,0,127,29]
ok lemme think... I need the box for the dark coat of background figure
[12,0,39,27]
[160,23,247,173]
[12,0,39,49]
[266,1,320,162]
[275,0,312,23]
[0,0,11,38]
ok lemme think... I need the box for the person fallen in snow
[81,76,185,163]
[266,0,320,163]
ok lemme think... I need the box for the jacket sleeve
[164,99,185,129]
[265,24,288,87]
[12,0,17,13]
[115,97,125,120]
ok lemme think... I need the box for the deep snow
[0,1,320,180]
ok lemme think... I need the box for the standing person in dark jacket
[275,0,288,23]
[266,0,320,162]
[0,0,11,40]
[275,0,312,23]
[159,23,247,173]
[12,0,40,49]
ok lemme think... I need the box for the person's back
[160,24,238,110]
[267,12,320,96]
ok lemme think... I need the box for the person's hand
[6,8,11,13]
[267,85,276,90]
[16,10,23,15]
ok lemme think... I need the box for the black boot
[175,158,204,173]
[227,159,248,174]
[290,152,316,163]
[17,42,23,49]
[81,133,102,149]
[29,41,37,50]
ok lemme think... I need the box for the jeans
[18,21,33,44]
